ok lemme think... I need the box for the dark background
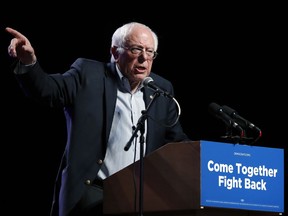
[1,3,286,215]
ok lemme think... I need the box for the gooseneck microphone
[208,102,245,137]
[142,77,174,99]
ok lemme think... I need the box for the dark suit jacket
[15,58,189,216]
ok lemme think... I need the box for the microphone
[208,102,244,137]
[142,77,173,99]
[222,105,262,135]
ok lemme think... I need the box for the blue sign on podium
[200,140,284,213]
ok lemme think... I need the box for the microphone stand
[124,91,161,216]
[221,125,254,144]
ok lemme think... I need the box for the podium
[103,141,283,216]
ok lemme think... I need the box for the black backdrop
[1,3,286,215]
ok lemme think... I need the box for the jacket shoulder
[73,58,105,67]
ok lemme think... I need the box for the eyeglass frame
[120,45,158,60]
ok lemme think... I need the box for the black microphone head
[208,102,245,137]
[209,102,233,125]
[208,102,222,115]
[142,76,153,87]
[222,105,237,117]
[222,104,262,139]
[222,105,247,127]
[222,105,254,130]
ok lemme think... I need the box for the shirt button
[97,159,103,165]
[85,179,91,185]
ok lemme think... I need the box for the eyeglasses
[121,46,158,60]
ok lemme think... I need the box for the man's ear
[111,46,119,61]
